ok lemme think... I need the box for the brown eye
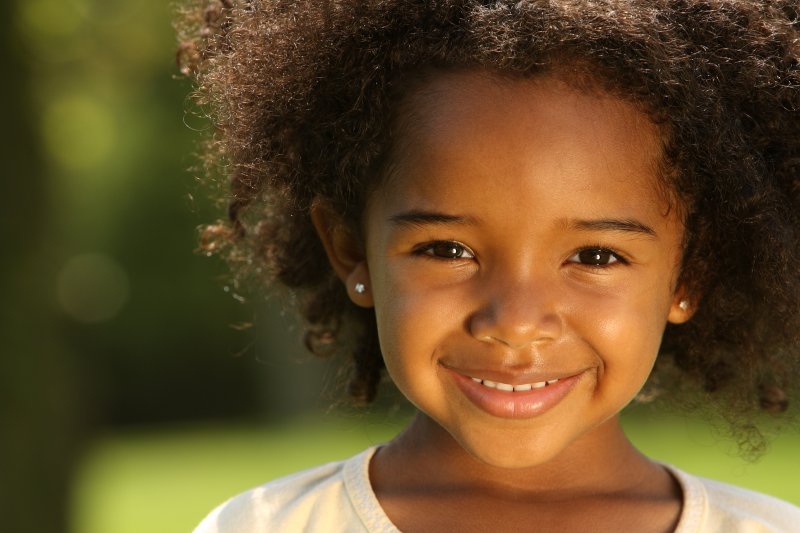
[569,248,621,266]
[420,241,475,260]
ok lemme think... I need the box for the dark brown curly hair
[176,0,800,442]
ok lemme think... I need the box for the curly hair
[176,0,800,440]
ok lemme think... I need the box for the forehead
[373,71,672,222]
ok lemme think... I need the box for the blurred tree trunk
[0,5,83,533]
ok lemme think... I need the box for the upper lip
[439,362,586,385]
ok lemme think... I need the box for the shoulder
[669,466,800,533]
[192,447,393,533]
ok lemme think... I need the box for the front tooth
[532,381,547,389]
[496,382,513,391]
[513,383,532,392]
[482,380,498,389]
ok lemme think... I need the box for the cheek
[371,274,436,373]
[371,267,468,385]
[574,280,672,376]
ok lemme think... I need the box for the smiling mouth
[470,377,559,392]
[444,367,583,419]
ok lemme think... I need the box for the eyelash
[413,240,475,260]
[413,241,627,267]
[567,246,629,267]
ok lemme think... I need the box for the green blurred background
[1,2,798,532]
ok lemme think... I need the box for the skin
[313,71,693,532]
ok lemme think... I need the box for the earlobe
[344,264,374,308]
[310,201,374,308]
[667,289,694,324]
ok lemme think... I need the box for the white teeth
[470,377,560,391]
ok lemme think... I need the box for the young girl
[177,1,800,531]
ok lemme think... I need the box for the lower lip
[446,369,583,420]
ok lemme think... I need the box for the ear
[310,200,374,308]
[667,285,695,324]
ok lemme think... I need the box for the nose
[468,274,562,349]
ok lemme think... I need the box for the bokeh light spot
[57,253,130,323]
[42,94,116,171]
[16,0,89,40]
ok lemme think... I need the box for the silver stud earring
[679,299,689,311]
[354,282,366,294]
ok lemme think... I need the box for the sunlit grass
[70,411,410,533]
[70,409,800,533]
[624,407,800,502]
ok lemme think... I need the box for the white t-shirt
[193,447,800,532]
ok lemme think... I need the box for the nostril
[468,301,561,348]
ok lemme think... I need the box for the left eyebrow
[567,218,657,238]
[388,210,478,228]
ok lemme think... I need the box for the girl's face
[353,71,689,468]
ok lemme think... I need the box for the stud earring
[679,299,689,311]
[354,282,366,294]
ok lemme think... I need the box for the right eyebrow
[388,209,478,228]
